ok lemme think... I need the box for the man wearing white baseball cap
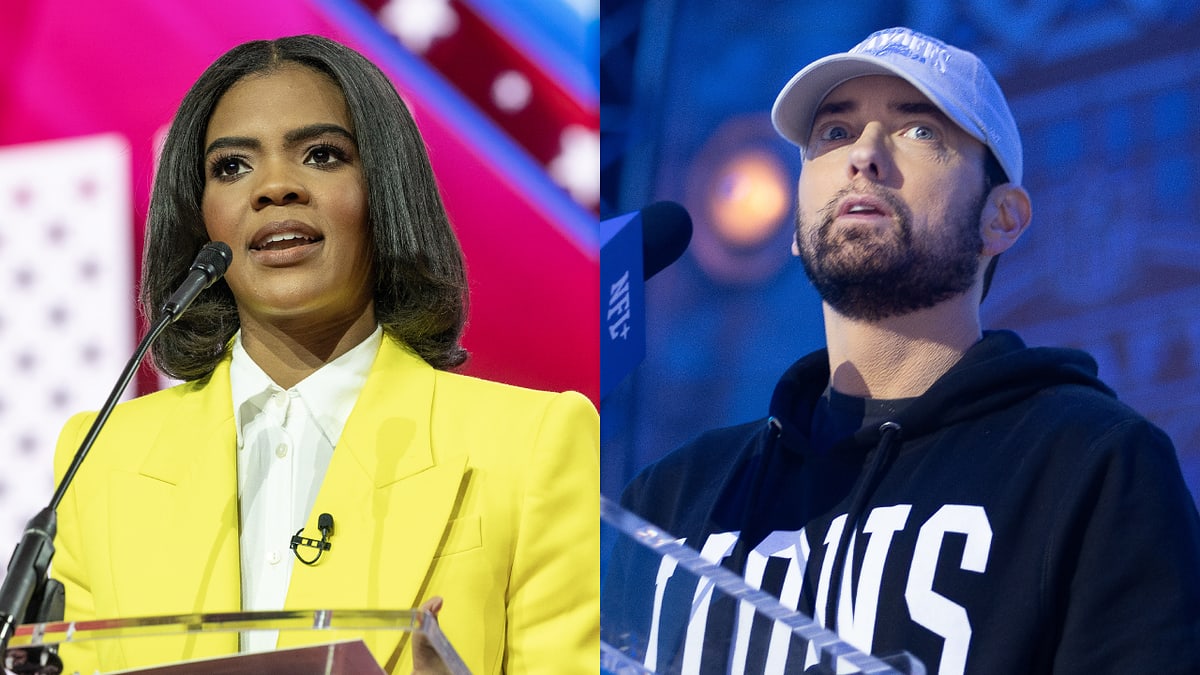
[610,27,1200,674]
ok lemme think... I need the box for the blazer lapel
[281,340,467,662]
[103,362,241,664]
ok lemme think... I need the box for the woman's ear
[980,184,1032,256]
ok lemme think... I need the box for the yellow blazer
[51,337,599,673]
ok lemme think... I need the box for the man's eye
[904,125,936,141]
[820,125,850,141]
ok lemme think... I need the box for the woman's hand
[412,597,453,675]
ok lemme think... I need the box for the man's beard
[795,185,985,321]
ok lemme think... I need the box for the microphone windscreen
[640,201,692,281]
[195,241,233,279]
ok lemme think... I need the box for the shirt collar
[229,325,384,446]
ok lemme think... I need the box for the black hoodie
[606,331,1200,674]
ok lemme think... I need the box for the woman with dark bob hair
[50,34,598,674]
[146,34,468,379]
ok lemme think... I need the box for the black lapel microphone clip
[290,513,334,566]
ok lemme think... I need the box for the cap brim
[771,53,983,152]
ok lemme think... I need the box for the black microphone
[638,201,693,281]
[599,201,693,399]
[291,513,334,566]
[161,241,233,321]
[0,242,233,654]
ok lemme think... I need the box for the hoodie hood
[759,330,1118,629]
[767,329,1114,455]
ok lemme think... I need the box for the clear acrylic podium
[601,496,925,675]
[3,608,470,674]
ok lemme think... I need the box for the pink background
[0,0,598,401]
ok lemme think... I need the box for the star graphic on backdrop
[492,70,532,113]
[18,434,38,455]
[80,258,100,281]
[48,305,69,327]
[50,388,71,409]
[78,177,98,201]
[547,125,599,208]
[81,343,102,365]
[12,186,33,209]
[379,0,459,54]
[15,352,36,373]
[14,267,34,288]
[47,220,68,245]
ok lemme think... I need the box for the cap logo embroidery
[853,30,951,75]
[771,26,1022,184]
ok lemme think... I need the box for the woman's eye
[212,157,247,178]
[306,146,346,166]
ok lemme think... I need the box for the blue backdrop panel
[601,0,1200,507]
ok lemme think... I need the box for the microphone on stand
[161,242,235,321]
[600,201,693,400]
[0,241,233,656]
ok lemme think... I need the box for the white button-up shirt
[230,326,382,652]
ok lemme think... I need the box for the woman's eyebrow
[284,123,356,146]
[204,136,259,157]
[204,124,356,158]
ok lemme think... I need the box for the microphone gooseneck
[53,240,233,511]
[0,241,233,654]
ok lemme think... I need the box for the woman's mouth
[253,232,320,252]
[248,222,325,265]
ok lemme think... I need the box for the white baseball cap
[771,27,1022,186]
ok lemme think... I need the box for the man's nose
[846,123,895,184]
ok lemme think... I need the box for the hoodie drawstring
[735,417,786,543]
[822,420,903,630]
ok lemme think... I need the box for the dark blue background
[600,0,1200,507]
